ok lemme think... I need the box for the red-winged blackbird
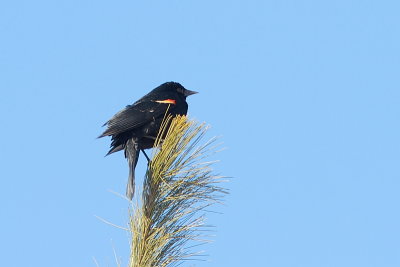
[99,82,197,199]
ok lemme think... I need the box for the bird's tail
[125,138,140,200]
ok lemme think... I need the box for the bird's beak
[184,89,198,97]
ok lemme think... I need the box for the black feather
[98,82,198,199]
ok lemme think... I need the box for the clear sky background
[1,1,400,266]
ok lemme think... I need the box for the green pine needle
[128,115,227,267]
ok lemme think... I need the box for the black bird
[99,82,198,199]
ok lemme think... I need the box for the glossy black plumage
[99,82,197,199]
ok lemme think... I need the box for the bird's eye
[177,87,184,94]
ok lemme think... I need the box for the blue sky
[1,1,400,266]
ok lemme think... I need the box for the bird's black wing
[99,100,174,137]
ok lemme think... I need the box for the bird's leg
[141,149,151,163]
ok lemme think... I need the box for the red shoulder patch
[155,99,176,105]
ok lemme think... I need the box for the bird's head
[161,82,198,99]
